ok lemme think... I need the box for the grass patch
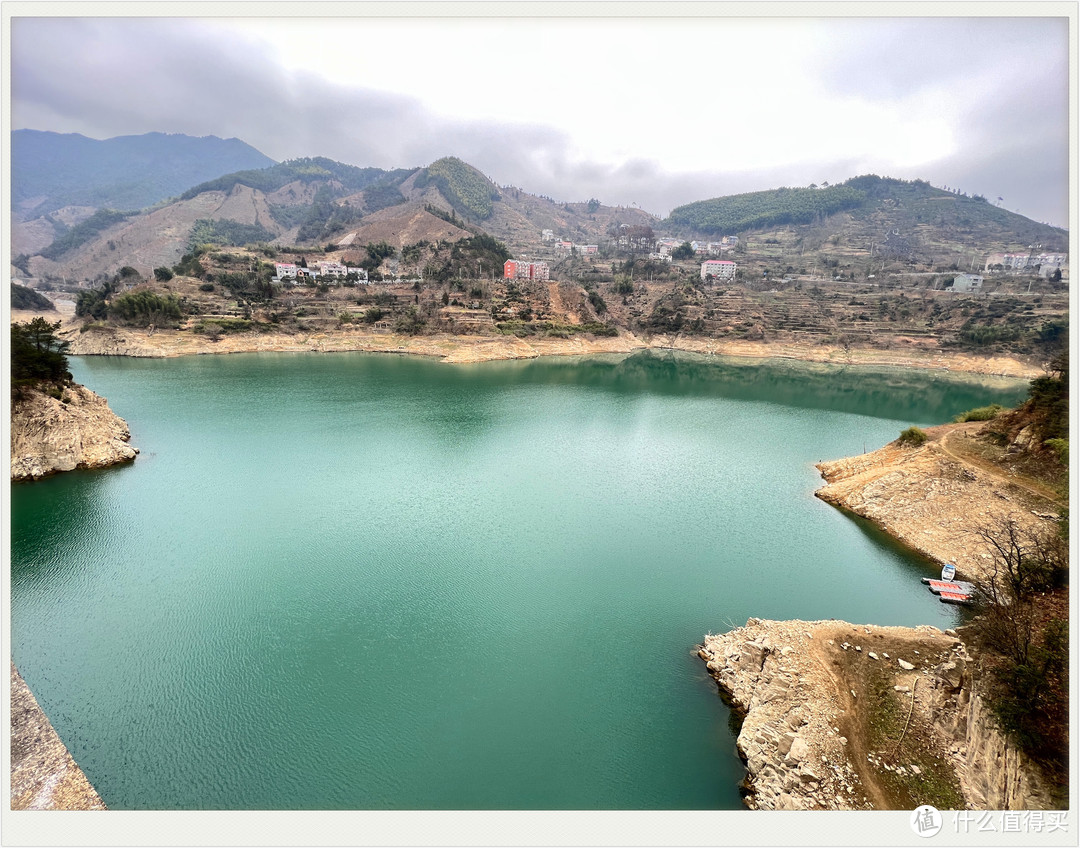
[863,664,966,810]
[953,404,1004,422]
[897,426,928,446]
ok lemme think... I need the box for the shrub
[953,404,1004,423]
[393,307,426,335]
[154,267,174,282]
[897,426,928,446]
[199,283,215,292]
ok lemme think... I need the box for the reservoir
[9,350,1028,810]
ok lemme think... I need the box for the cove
[9,350,1028,810]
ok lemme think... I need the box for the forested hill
[414,157,502,220]
[179,157,410,201]
[666,175,1067,249]
[11,130,276,219]
[668,183,866,233]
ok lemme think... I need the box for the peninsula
[702,360,1069,810]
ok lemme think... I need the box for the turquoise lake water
[9,350,1028,810]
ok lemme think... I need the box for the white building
[316,261,348,278]
[275,263,298,279]
[701,259,737,281]
[541,229,554,242]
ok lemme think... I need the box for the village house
[700,259,737,281]
[541,229,554,242]
[274,262,298,280]
[554,241,574,256]
[951,273,984,293]
[316,261,348,278]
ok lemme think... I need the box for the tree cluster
[11,318,72,397]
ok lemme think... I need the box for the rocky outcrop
[700,618,1057,810]
[11,384,138,480]
[10,663,106,810]
[959,683,1059,809]
[815,423,1058,582]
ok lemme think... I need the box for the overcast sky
[8,11,1073,227]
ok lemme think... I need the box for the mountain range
[9,130,1068,286]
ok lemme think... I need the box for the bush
[199,283,215,292]
[393,307,426,335]
[953,404,1004,423]
[897,426,928,446]
[154,267,174,282]
[75,288,110,319]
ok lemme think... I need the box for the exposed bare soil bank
[10,664,106,810]
[60,320,1042,377]
[700,619,967,810]
[10,384,138,481]
[815,423,1061,582]
[700,618,1057,810]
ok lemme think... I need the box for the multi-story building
[274,263,298,279]
[503,260,550,281]
[985,252,1068,275]
[700,259,737,281]
[316,261,348,278]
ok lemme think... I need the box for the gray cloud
[10,16,1071,227]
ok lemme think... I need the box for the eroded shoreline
[44,315,1042,379]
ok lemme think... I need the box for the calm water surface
[10,351,1027,810]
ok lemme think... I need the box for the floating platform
[921,577,976,605]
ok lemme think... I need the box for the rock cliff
[699,618,1058,810]
[11,384,138,480]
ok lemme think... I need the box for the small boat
[941,563,956,581]
[939,591,974,606]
